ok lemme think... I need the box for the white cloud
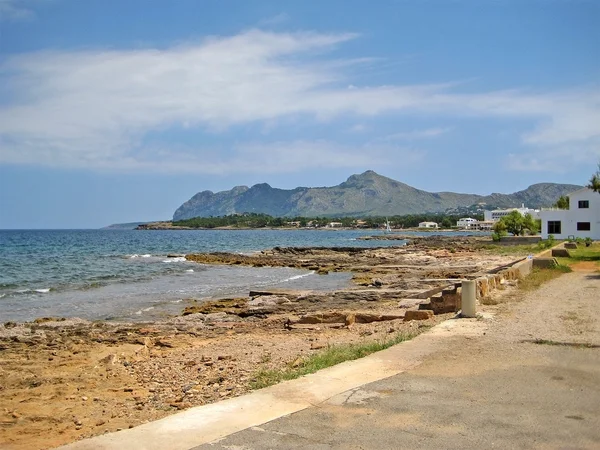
[378,127,453,141]
[258,13,290,26]
[508,142,600,172]
[0,29,598,174]
[348,124,369,133]
[0,0,34,20]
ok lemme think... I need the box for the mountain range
[173,171,582,221]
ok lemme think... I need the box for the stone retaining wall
[419,257,534,313]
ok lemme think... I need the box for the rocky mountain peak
[172,171,582,221]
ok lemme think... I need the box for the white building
[484,204,540,222]
[457,218,478,229]
[456,218,493,231]
[540,188,600,240]
[418,221,438,228]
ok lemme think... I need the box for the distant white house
[418,221,438,228]
[456,218,493,231]
[474,221,494,231]
[540,188,600,240]
[326,222,343,228]
[484,204,540,222]
[457,218,478,229]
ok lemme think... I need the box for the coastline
[0,235,526,449]
[134,220,479,233]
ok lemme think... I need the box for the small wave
[134,306,155,315]
[282,271,314,282]
[163,257,187,263]
[129,254,152,259]
[15,289,31,294]
[34,288,51,293]
[185,269,194,273]
[171,299,183,303]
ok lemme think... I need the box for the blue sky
[0,0,598,228]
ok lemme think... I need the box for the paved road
[196,271,600,450]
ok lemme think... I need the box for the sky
[0,0,599,228]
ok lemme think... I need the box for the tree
[499,210,526,236]
[554,195,569,209]
[441,217,453,228]
[522,213,539,235]
[588,163,600,193]
[492,220,507,240]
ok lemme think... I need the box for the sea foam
[163,257,187,263]
[281,271,314,282]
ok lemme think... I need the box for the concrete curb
[58,318,488,450]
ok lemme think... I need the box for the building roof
[567,187,594,197]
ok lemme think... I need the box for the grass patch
[555,243,600,269]
[480,243,541,256]
[517,265,571,291]
[250,330,423,390]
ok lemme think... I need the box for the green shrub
[537,234,556,250]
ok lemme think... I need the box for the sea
[0,229,474,323]
[0,229,392,322]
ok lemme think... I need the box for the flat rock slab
[551,248,571,257]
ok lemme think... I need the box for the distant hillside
[173,171,582,220]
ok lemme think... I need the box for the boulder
[404,310,434,321]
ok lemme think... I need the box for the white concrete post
[461,280,477,318]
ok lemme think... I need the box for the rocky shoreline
[0,235,525,450]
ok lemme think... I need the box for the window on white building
[547,221,561,234]
[578,200,589,209]
[577,222,591,231]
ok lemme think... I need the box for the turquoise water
[0,229,403,322]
